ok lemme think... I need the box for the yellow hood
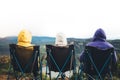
[17,29,32,47]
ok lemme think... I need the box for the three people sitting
[17,28,117,65]
[16,28,118,79]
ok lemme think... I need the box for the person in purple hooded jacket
[80,28,117,65]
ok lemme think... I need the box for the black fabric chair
[45,44,77,80]
[7,44,42,80]
[78,46,114,80]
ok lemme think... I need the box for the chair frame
[78,46,114,80]
[7,44,42,80]
[45,44,77,80]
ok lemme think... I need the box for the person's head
[55,32,67,46]
[92,28,106,42]
[17,29,32,47]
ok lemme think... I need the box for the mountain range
[0,36,56,55]
[0,36,120,55]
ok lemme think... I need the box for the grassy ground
[0,55,120,80]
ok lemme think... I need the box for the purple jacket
[80,28,117,63]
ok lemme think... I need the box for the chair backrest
[83,46,114,75]
[9,44,40,73]
[46,45,75,72]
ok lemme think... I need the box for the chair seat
[7,44,42,80]
[45,44,77,80]
[78,46,114,79]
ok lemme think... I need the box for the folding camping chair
[78,46,114,80]
[45,44,77,80]
[7,44,42,80]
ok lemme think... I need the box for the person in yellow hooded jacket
[17,29,38,79]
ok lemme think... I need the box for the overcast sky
[0,0,120,39]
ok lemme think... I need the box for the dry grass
[0,75,16,80]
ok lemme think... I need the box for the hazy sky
[0,0,120,39]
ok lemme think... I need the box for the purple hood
[92,28,106,42]
[86,28,113,49]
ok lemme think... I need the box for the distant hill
[0,36,120,55]
[32,36,55,44]
[0,36,55,45]
[0,36,55,55]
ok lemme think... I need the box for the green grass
[0,63,9,74]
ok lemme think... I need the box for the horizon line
[0,35,120,40]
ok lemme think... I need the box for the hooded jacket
[55,32,68,46]
[80,28,117,63]
[17,29,33,47]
